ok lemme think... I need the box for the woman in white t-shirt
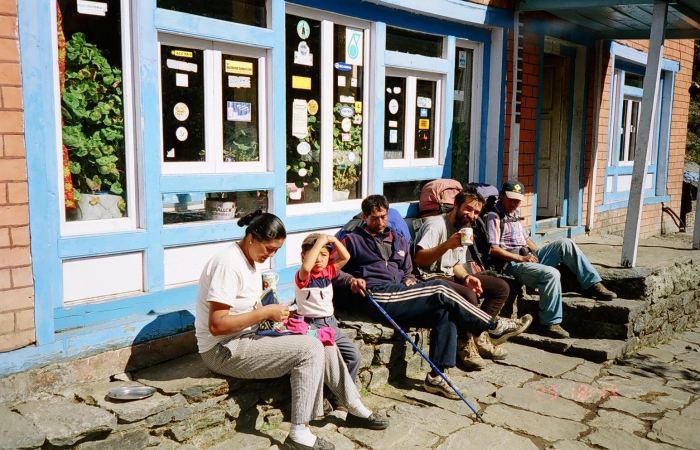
[196,211,388,450]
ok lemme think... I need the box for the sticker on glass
[225,60,254,75]
[417,97,432,108]
[77,0,107,16]
[420,108,428,118]
[292,99,308,138]
[389,129,398,143]
[345,27,363,66]
[353,114,362,125]
[297,142,311,155]
[171,49,193,58]
[176,73,188,87]
[354,102,362,114]
[307,99,319,115]
[297,20,311,39]
[166,59,198,73]
[229,76,251,88]
[173,102,189,121]
[350,78,358,87]
[454,90,465,102]
[227,101,252,122]
[175,127,188,141]
[393,87,401,94]
[341,117,352,132]
[342,133,351,142]
[386,88,392,94]
[298,168,308,177]
[419,119,430,130]
[348,152,356,162]
[339,106,354,118]
[339,95,355,103]
[458,50,467,69]
[166,148,175,158]
[388,120,398,128]
[388,99,399,115]
[337,76,346,87]
[334,62,352,71]
[292,76,311,90]
[294,41,313,66]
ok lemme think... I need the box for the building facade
[0,0,696,376]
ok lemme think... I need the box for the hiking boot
[457,338,486,370]
[488,314,533,345]
[541,324,570,339]
[474,332,508,360]
[345,412,390,430]
[284,436,335,450]
[423,371,461,400]
[586,282,617,301]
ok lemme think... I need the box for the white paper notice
[228,76,251,88]
[454,90,465,101]
[176,73,188,87]
[389,129,398,143]
[166,59,198,73]
[292,99,308,139]
[337,76,346,87]
[77,0,108,16]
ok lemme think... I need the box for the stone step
[509,332,635,363]
[534,217,560,232]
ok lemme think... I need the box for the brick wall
[0,0,34,352]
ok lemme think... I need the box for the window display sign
[221,54,260,162]
[345,27,363,66]
[225,60,253,75]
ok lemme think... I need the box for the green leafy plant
[61,32,125,209]
[223,125,259,162]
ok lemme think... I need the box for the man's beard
[454,215,472,229]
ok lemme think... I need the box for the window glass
[383,180,425,204]
[386,27,442,58]
[624,73,643,88]
[157,0,267,28]
[452,47,473,185]
[332,25,364,201]
[58,0,129,222]
[222,54,260,163]
[160,45,205,163]
[163,190,269,225]
[384,76,406,160]
[285,15,322,204]
[415,80,436,159]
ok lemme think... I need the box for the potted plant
[61,32,126,220]
[204,192,236,221]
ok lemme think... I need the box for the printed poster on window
[227,102,252,122]
[345,27,363,66]
[292,99,308,138]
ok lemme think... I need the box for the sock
[346,398,372,418]
[430,365,446,378]
[289,424,316,447]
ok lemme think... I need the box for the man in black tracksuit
[338,195,524,399]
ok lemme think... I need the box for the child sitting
[296,233,362,382]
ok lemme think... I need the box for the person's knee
[539,266,560,283]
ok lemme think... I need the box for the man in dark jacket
[338,195,525,399]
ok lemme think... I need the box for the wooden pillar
[620,1,667,267]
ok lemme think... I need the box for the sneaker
[423,371,461,400]
[284,436,335,450]
[586,282,617,301]
[474,332,508,360]
[488,314,533,345]
[345,412,390,430]
[541,324,570,339]
[457,338,487,370]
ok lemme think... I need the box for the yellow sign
[418,119,430,130]
[307,99,319,115]
[354,101,362,113]
[171,50,193,58]
[225,60,254,75]
[292,76,311,90]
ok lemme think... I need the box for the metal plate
[107,386,156,401]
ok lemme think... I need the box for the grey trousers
[201,333,359,424]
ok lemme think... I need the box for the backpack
[419,179,464,217]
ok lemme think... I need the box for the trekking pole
[364,289,485,423]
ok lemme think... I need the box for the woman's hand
[264,304,290,322]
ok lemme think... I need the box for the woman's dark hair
[237,210,286,242]
[454,186,485,209]
[361,195,389,216]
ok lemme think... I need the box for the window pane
[163,190,269,225]
[332,25,364,201]
[386,27,442,58]
[222,54,260,163]
[452,47,473,184]
[285,15,322,204]
[160,45,205,163]
[624,73,643,88]
[629,100,640,161]
[58,0,128,221]
[384,77,406,159]
[415,80,436,159]
[618,100,628,162]
[383,180,426,204]
[157,0,267,28]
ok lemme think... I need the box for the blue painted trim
[493,32,508,186]
[58,232,150,259]
[659,71,675,196]
[525,16,594,47]
[559,46,577,227]
[154,9,276,48]
[442,36,456,179]
[287,0,507,36]
[372,22,387,194]
[160,173,277,193]
[609,41,680,73]
[382,166,445,183]
[597,195,671,213]
[162,222,246,247]
[530,225,586,245]
[531,34,545,236]
[18,0,61,342]
[477,38,492,183]
[384,52,451,74]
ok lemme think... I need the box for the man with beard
[414,187,532,370]
[338,194,529,400]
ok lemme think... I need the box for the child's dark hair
[237,210,286,242]
[301,233,331,253]
[361,195,389,216]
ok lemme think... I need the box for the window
[57,0,137,233]
[386,27,443,58]
[451,46,475,184]
[284,12,368,208]
[159,35,268,174]
[162,190,269,225]
[156,0,267,28]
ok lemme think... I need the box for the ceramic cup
[262,272,280,290]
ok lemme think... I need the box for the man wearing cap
[486,180,616,339]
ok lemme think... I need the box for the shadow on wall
[125,310,197,373]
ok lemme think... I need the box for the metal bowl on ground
[107,386,157,401]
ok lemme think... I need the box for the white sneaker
[488,314,532,345]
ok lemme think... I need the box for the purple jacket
[340,225,416,289]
